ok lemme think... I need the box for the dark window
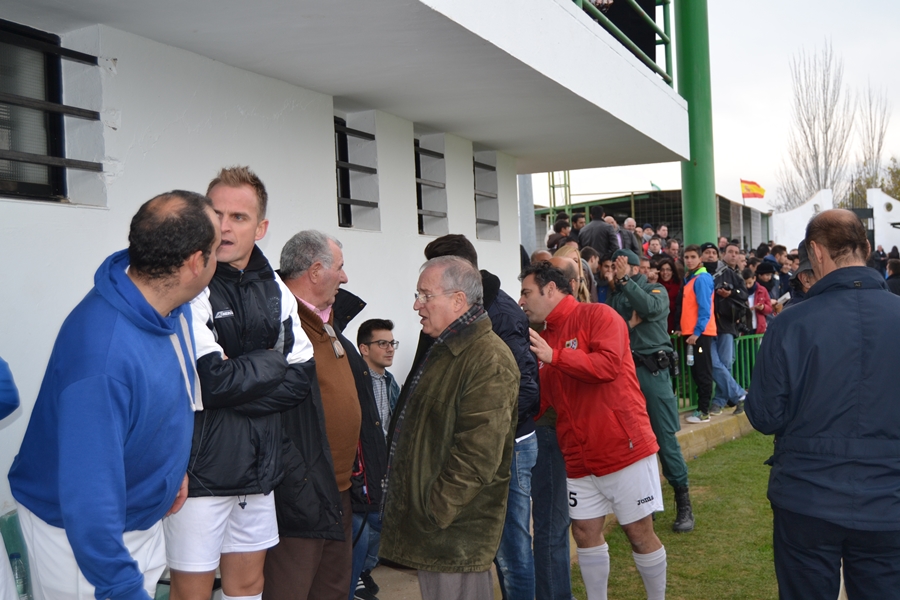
[474,157,499,240]
[414,139,447,235]
[0,20,101,201]
[334,116,377,229]
[334,117,352,227]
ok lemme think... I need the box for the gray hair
[421,256,483,306]
[280,230,342,280]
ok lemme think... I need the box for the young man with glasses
[350,320,401,600]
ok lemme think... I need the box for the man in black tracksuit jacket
[164,168,321,600]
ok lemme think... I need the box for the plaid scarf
[382,304,486,512]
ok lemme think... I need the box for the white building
[768,189,900,252]
[0,0,688,510]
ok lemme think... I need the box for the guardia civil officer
[606,248,694,533]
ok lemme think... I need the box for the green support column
[675,0,718,246]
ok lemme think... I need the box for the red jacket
[749,283,773,333]
[538,295,659,478]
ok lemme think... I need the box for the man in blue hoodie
[8,191,220,600]
[0,357,18,421]
[747,209,900,599]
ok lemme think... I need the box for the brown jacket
[296,302,361,492]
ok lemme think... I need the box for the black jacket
[332,290,389,514]
[712,264,750,337]
[578,219,619,259]
[189,246,314,497]
[887,274,900,296]
[273,289,388,540]
[403,270,537,439]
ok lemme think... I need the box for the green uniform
[607,274,688,488]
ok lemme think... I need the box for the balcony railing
[573,0,673,86]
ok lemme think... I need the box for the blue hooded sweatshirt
[9,250,197,600]
[0,357,19,420]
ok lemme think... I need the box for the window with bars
[334,115,379,230]
[414,137,448,236]
[474,152,499,240]
[0,19,101,201]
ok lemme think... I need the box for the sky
[530,0,900,211]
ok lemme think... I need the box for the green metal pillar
[675,0,718,246]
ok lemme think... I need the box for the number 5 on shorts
[569,491,577,507]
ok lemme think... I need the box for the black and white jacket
[187,245,317,497]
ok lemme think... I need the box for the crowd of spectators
[6,188,900,600]
[547,207,900,342]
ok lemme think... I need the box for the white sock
[221,594,262,600]
[576,543,610,600]
[633,546,667,600]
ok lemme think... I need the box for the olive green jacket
[380,316,520,572]
[607,274,673,355]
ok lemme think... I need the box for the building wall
[0,24,522,510]
[869,189,900,252]
[771,190,832,249]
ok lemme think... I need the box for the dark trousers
[531,425,572,600]
[636,364,688,488]
[773,505,900,599]
[689,335,714,414]
[263,490,353,600]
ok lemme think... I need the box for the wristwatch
[617,275,630,286]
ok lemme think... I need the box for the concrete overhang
[1,0,689,173]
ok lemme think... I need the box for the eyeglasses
[414,290,460,304]
[362,340,400,350]
[322,323,346,359]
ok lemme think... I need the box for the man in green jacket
[380,256,519,599]
[607,249,694,533]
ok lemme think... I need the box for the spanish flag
[740,179,765,199]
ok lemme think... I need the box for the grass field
[572,430,779,600]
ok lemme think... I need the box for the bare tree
[846,84,892,207]
[858,83,891,181]
[774,41,855,212]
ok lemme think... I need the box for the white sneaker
[686,411,710,424]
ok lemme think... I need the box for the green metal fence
[670,334,764,412]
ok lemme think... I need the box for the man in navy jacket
[746,209,900,599]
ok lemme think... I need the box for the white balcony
[2,0,688,173]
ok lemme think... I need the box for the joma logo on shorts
[636,495,654,506]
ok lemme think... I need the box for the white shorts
[567,454,664,525]
[17,503,165,600]
[163,493,279,572]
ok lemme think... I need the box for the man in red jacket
[519,262,667,600]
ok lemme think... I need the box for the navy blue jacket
[746,266,900,530]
